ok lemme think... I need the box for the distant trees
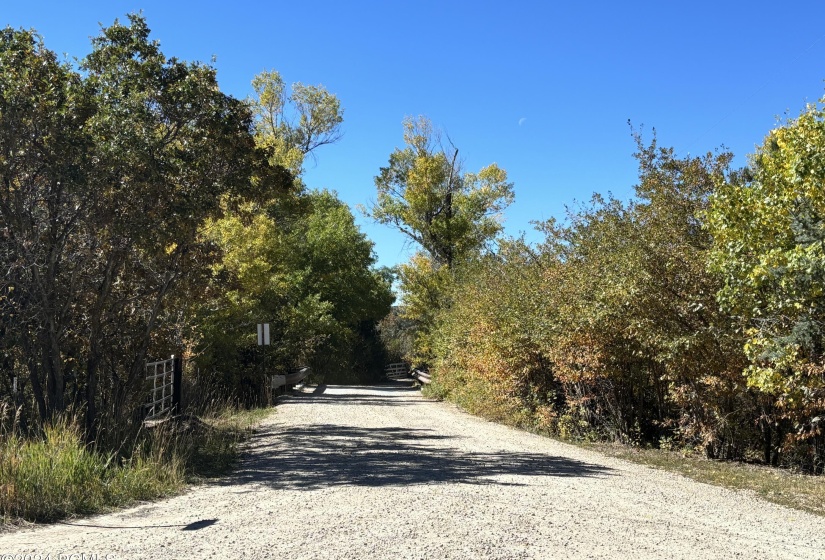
[368,116,513,365]
[192,70,392,396]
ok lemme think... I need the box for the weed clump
[0,402,266,524]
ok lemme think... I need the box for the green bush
[0,403,264,524]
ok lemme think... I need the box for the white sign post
[257,323,272,401]
[257,323,270,346]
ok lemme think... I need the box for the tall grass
[0,400,268,524]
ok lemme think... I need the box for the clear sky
[4,2,825,269]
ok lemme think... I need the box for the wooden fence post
[172,355,182,414]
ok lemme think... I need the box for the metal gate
[145,356,180,420]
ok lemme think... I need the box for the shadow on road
[284,382,427,408]
[225,421,614,490]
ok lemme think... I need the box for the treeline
[377,107,825,473]
[0,15,392,448]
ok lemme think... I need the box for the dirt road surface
[2,383,823,559]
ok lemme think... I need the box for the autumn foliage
[407,113,825,473]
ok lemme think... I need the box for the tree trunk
[84,252,121,442]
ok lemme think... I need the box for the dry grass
[585,442,825,517]
[425,382,825,517]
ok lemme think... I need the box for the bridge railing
[384,362,410,380]
[411,369,431,385]
[270,366,311,389]
[384,362,431,385]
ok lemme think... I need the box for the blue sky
[5,2,825,269]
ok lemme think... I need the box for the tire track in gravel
[1,382,824,559]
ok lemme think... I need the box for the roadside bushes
[385,97,825,473]
[0,399,265,523]
[0,413,182,522]
[428,135,770,463]
[432,243,559,429]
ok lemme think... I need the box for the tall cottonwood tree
[370,116,513,270]
[249,70,343,176]
[368,116,513,364]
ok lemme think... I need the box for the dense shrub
[426,136,773,464]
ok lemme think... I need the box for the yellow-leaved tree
[369,116,514,366]
[707,98,825,470]
[192,71,393,400]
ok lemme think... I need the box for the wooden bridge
[384,362,430,384]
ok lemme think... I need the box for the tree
[0,26,93,424]
[0,16,280,441]
[80,15,276,439]
[249,70,343,175]
[428,240,560,427]
[196,189,393,394]
[194,70,392,392]
[370,116,514,269]
[368,116,513,365]
[294,191,394,381]
[707,98,825,469]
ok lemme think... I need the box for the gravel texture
[2,382,824,559]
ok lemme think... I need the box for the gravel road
[2,382,824,559]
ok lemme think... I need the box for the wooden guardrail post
[172,355,182,414]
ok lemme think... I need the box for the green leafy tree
[368,116,514,364]
[294,191,394,381]
[80,15,275,439]
[0,16,278,441]
[707,99,825,468]
[370,116,514,269]
[194,71,391,393]
[196,190,393,394]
